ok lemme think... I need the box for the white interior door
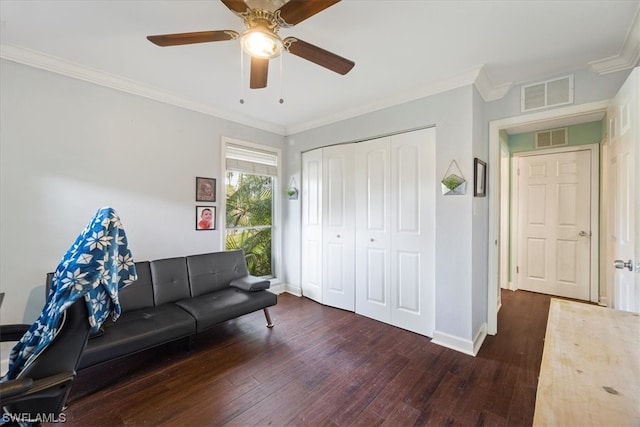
[389,128,436,336]
[301,149,323,303]
[323,145,355,311]
[355,136,391,323]
[516,149,593,300]
[607,68,639,313]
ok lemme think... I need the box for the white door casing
[489,100,610,335]
[515,146,597,301]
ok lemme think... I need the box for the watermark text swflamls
[2,413,67,423]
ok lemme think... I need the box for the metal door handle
[614,259,633,271]
[579,230,591,237]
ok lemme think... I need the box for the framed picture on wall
[196,177,216,202]
[474,158,487,197]
[196,206,216,230]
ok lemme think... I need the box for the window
[223,139,280,278]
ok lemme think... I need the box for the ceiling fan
[147,0,355,89]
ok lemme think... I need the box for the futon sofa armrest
[0,378,33,399]
[229,275,270,292]
[0,371,75,406]
[0,324,30,342]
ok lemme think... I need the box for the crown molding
[473,65,512,102]
[0,43,286,135]
[589,6,640,74]
[1,44,515,137]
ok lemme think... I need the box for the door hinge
[516,266,519,274]
[517,168,520,176]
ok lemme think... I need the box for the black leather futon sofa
[46,250,277,370]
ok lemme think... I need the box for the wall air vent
[535,127,568,149]
[521,75,574,112]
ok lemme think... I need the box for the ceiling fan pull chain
[279,54,284,104]
[239,44,245,104]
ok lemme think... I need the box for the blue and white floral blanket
[3,207,137,380]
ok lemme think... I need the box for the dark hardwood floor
[53,289,551,427]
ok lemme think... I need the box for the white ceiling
[1,0,638,135]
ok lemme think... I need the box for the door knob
[579,230,591,237]
[614,259,633,271]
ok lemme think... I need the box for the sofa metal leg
[264,308,274,328]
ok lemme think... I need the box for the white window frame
[221,136,282,284]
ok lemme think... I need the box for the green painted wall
[508,120,603,153]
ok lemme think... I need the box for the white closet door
[301,149,323,303]
[390,128,436,336]
[355,136,391,322]
[323,145,356,311]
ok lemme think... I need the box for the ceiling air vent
[535,127,568,149]
[521,75,573,112]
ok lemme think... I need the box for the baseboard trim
[473,323,488,355]
[284,284,302,297]
[432,323,488,357]
[269,283,286,295]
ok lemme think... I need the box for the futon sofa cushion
[186,251,251,296]
[175,288,277,333]
[119,262,154,312]
[77,303,195,369]
[150,257,191,305]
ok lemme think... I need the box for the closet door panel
[323,145,355,311]
[396,251,421,313]
[396,144,421,233]
[326,155,346,227]
[366,249,388,304]
[355,137,391,322]
[301,150,323,303]
[390,128,436,336]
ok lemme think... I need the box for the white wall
[0,59,284,324]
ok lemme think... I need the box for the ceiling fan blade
[277,0,340,26]
[284,37,354,75]
[147,30,239,46]
[250,57,269,89]
[220,0,250,14]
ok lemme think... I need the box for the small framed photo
[474,158,487,197]
[196,206,216,230]
[196,177,216,202]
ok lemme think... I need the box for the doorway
[487,100,610,335]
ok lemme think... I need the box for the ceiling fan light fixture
[241,27,283,59]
